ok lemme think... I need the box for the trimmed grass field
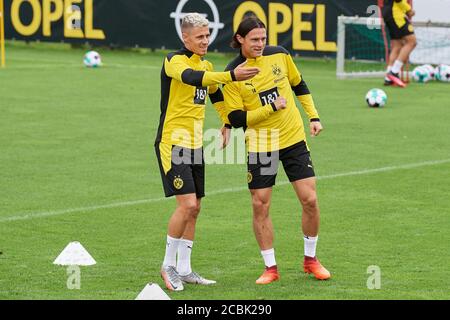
[0,41,449,299]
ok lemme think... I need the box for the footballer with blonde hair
[154,13,260,291]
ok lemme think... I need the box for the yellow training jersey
[223,46,319,153]
[384,0,412,28]
[155,47,234,150]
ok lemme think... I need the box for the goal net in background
[410,22,450,65]
[336,16,388,79]
[336,17,450,79]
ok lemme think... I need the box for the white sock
[304,235,318,258]
[261,248,276,267]
[176,239,193,276]
[391,60,404,74]
[162,235,180,268]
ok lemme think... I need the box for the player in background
[222,16,330,284]
[155,13,259,291]
[382,0,417,87]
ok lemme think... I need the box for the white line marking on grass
[1,158,449,223]
[9,64,80,69]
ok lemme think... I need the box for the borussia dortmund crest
[247,172,253,184]
[173,176,184,190]
[272,64,282,76]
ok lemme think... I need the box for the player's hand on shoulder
[273,96,287,110]
[233,61,260,81]
[406,9,415,18]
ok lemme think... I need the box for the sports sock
[176,239,193,276]
[162,235,180,268]
[391,60,404,74]
[261,248,276,268]
[304,235,318,258]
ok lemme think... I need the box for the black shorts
[247,141,315,189]
[155,143,205,198]
[382,7,414,40]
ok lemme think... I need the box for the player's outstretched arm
[233,61,260,81]
[165,56,259,87]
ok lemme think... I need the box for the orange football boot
[303,256,331,280]
[255,266,280,284]
[386,71,406,88]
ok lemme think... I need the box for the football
[422,64,436,79]
[365,88,387,107]
[83,51,102,68]
[434,65,441,80]
[412,65,433,83]
[435,64,450,82]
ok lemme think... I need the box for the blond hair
[181,13,209,31]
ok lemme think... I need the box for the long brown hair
[230,15,266,49]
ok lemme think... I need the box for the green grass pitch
[0,41,449,300]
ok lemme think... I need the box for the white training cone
[53,241,96,266]
[135,283,171,300]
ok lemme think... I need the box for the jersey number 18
[194,87,207,105]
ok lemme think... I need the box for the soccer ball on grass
[435,64,450,82]
[365,88,387,108]
[412,65,433,83]
[422,64,435,79]
[83,51,102,68]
